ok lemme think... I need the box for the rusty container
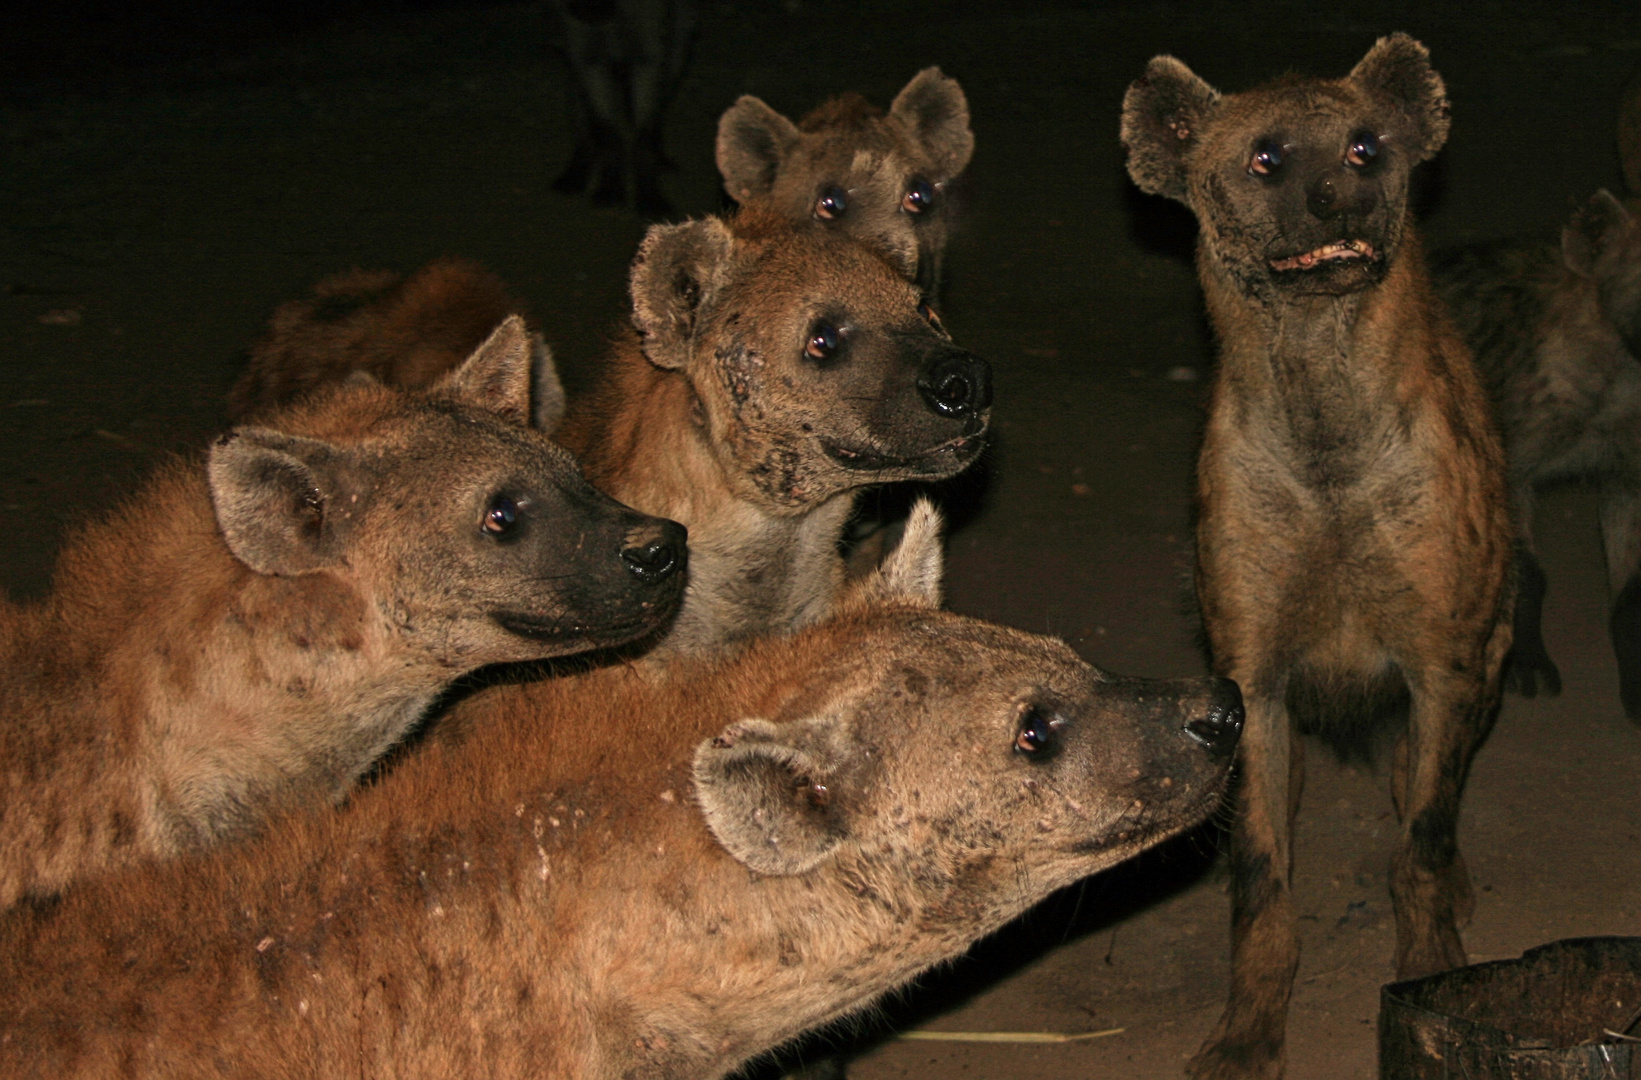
[1379,937,1641,1079]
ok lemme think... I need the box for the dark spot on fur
[1408,807,1456,872]
[1285,663,1410,765]
[1229,845,1280,931]
[110,810,136,849]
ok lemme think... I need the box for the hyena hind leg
[1599,480,1641,723]
[1503,546,1561,699]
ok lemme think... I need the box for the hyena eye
[1345,130,1380,168]
[902,179,936,214]
[1014,705,1065,757]
[804,322,845,363]
[917,301,946,334]
[481,494,521,539]
[814,187,848,221]
[1249,139,1285,177]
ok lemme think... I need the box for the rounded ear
[717,95,801,203]
[1348,33,1451,162]
[528,333,567,435]
[888,67,974,178]
[1120,55,1221,204]
[692,717,852,876]
[1563,189,1632,277]
[629,218,738,371]
[431,315,532,424]
[840,497,945,612]
[208,428,355,576]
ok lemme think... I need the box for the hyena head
[716,68,973,296]
[1122,34,1451,298]
[1562,189,1641,359]
[694,504,1243,912]
[209,317,688,666]
[629,209,991,511]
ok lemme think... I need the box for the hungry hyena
[0,505,1243,1080]
[1123,35,1513,1077]
[0,317,686,908]
[233,208,991,658]
[1434,189,1641,722]
[716,67,973,299]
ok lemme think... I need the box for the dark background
[4,3,1640,1075]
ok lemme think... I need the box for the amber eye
[917,300,945,332]
[805,322,844,363]
[1345,130,1380,168]
[482,494,520,539]
[1014,706,1063,756]
[814,187,848,221]
[1249,139,1285,177]
[902,179,936,214]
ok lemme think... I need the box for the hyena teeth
[1268,239,1375,272]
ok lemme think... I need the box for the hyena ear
[528,332,567,435]
[431,315,532,425]
[208,428,357,576]
[1348,33,1451,162]
[693,715,855,876]
[630,217,737,370]
[842,498,946,612]
[1562,189,1632,277]
[889,67,974,178]
[1121,55,1221,204]
[717,96,802,203]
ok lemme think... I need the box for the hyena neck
[1203,230,1439,478]
[559,338,854,655]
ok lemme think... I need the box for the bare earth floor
[2,3,1639,1078]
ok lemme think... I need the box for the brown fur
[232,208,991,658]
[227,258,563,429]
[1122,36,1513,1078]
[0,524,1242,1079]
[0,320,685,910]
[715,68,973,299]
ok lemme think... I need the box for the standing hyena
[1122,35,1514,1077]
[229,210,990,658]
[715,68,973,300]
[1434,190,1641,721]
[0,318,686,909]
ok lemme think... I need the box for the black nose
[1184,678,1244,759]
[620,520,687,584]
[916,350,992,419]
[1307,176,1338,220]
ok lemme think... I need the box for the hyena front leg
[1388,660,1499,978]
[1189,691,1304,1080]
[1504,485,1561,698]
[1598,478,1641,722]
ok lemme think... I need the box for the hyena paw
[1501,643,1561,699]
[1394,927,1467,981]
[1186,1035,1284,1080]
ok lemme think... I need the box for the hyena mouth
[1268,239,1377,272]
[492,611,661,643]
[822,433,984,473]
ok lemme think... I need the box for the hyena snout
[917,348,992,420]
[1184,677,1244,760]
[620,519,688,585]
[1305,173,1379,223]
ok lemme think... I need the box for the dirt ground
[4,3,1641,1077]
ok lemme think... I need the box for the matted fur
[0,552,1241,1080]
[0,325,685,909]
[1123,35,1513,1079]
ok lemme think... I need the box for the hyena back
[1123,35,1513,1079]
